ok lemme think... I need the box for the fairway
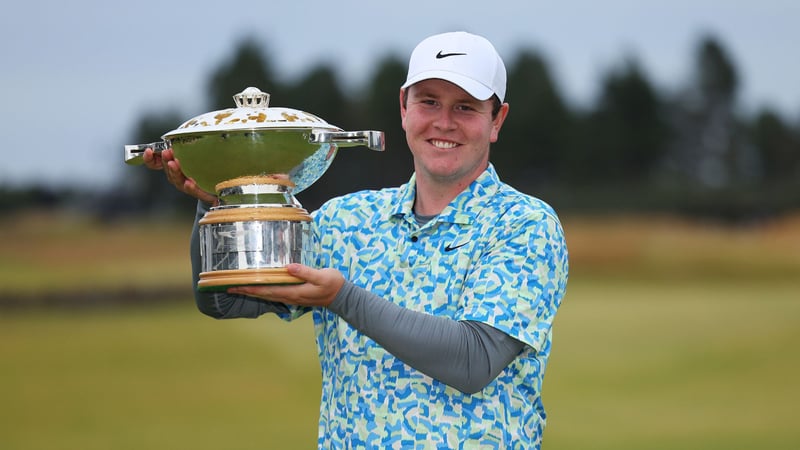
[0,304,322,450]
[544,278,800,450]
[1,278,798,449]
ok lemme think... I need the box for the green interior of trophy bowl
[168,129,338,194]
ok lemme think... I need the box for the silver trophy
[125,87,384,290]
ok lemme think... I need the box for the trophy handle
[123,141,170,165]
[309,130,385,151]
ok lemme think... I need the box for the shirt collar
[390,164,501,225]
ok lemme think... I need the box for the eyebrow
[411,88,482,106]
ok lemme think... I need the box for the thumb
[285,263,316,282]
[286,264,344,292]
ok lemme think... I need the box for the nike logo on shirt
[444,242,469,251]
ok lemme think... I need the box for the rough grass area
[0,211,191,294]
[562,212,800,281]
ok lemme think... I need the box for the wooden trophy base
[197,268,305,292]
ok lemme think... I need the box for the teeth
[430,139,457,149]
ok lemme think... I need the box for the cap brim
[401,70,495,101]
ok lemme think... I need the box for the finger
[227,285,283,302]
[183,178,218,204]
[142,148,163,170]
[164,156,186,182]
[228,286,265,297]
[164,160,187,187]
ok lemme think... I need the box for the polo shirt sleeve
[458,207,569,352]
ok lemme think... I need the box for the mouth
[429,139,459,149]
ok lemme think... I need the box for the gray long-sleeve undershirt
[191,201,525,393]
[328,280,526,394]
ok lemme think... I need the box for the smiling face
[400,78,509,189]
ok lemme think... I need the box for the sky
[1,0,798,190]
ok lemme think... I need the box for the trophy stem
[216,175,299,207]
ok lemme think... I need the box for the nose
[432,107,457,130]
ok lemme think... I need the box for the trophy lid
[163,87,341,139]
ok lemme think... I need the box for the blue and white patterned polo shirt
[305,164,568,448]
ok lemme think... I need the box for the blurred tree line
[6,33,798,222]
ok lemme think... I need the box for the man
[146,31,568,449]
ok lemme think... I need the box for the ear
[399,88,408,130]
[490,103,510,143]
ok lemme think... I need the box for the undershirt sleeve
[327,280,526,394]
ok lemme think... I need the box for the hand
[142,147,218,204]
[227,264,345,308]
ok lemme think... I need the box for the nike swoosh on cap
[436,50,467,59]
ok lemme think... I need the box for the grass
[1,210,798,449]
[0,211,191,293]
[543,278,800,450]
[0,305,321,450]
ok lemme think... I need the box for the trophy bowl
[125,87,385,290]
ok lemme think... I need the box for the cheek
[402,114,424,135]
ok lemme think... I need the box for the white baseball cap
[401,31,507,102]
